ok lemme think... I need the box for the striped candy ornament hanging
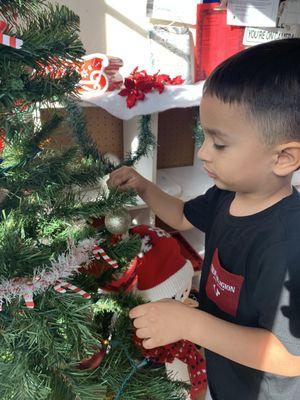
[0,33,23,49]
[0,238,97,311]
[0,20,23,49]
[93,245,119,269]
[23,292,34,309]
[54,281,91,299]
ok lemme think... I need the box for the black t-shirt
[184,186,300,400]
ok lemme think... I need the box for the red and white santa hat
[130,225,194,302]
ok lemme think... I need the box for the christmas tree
[0,1,187,399]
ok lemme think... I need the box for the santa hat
[130,225,194,302]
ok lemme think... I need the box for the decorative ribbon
[135,336,207,399]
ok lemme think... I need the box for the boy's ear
[273,142,300,176]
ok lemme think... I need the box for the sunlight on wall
[131,137,139,155]
[50,0,152,74]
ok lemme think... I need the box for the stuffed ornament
[130,225,207,399]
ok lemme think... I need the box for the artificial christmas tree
[0,1,187,399]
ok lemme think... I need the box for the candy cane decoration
[0,20,23,49]
[54,281,91,299]
[54,282,67,294]
[23,292,34,309]
[93,245,119,269]
[0,33,23,49]
[0,238,97,312]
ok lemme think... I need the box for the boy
[107,39,300,399]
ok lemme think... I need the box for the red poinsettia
[119,67,184,108]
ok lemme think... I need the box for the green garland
[193,109,204,147]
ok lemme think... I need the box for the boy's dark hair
[203,38,300,145]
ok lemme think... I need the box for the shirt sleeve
[183,185,226,233]
[252,239,300,355]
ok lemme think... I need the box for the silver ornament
[104,209,132,234]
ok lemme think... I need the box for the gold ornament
[104,209,131,235]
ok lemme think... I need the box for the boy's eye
[213,143,226,150]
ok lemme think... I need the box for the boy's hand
[129,299,191,349]
[107,166,149,196]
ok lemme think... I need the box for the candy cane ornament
[0,20,23,49]
[54,281,91,299]
[54,282,67,294]
[93,245,119,269]
[23,292,34,309]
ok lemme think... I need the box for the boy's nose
[197,140,211,162]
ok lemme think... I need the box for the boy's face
[198,95,277,194]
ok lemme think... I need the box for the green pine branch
[93,293,188,400]
[0,1,178,399]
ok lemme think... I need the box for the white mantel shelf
[80,81,205,120]
[79,81,208,245]
[79,81,206,214]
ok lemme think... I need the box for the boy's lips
[203,166,217,178]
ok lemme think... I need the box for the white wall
[51,0,152,75]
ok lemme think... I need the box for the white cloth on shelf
[79,81,205,121]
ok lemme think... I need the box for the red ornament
[102,257,138,293]
[0,128,5,152]
[78,345,107,370]
[78,54,109,94]
[78,53,123,95]
[118,67,184,108]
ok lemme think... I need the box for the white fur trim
[136,260,194,302]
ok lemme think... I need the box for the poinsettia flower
[170,75,185,85]
[126,92,137,108]
[124,77,135,89]
[136,79,153,93]
[136,91,145,101]
[118,67,184,108]
[118,88,130,97]
[127,90,146,108]
[155,73,171,84]
[152,81,165,94]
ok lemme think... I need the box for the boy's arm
[107,166,193,231]
[130,300,300,377]
[185,307,300,377]
[140,180,193,231]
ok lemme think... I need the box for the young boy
[107,39,300,399]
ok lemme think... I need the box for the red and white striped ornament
[0,20,23,49]
[93,245,119,269]
[0,238,97,312]
[23,292,34,309]
[54,281,91,299]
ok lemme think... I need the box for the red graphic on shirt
[205,248,244,316]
